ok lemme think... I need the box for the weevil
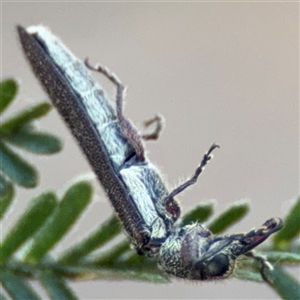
[17,25,282,280]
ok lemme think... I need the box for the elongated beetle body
[18,25,282,280]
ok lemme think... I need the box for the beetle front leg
[166,143,219,200]
[244,250,274,283]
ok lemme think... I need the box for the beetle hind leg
[85,58,146,161]
[141,114,164,141]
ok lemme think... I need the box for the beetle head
[158,218,282,280]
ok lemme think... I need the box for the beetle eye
[206,254,231,277]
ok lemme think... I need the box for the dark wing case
[17,25,150,248]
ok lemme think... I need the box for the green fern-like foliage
[0,79,62,190]
[0,79,299,300]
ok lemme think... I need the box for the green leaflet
[0,192,57,264]
[263,266,300,300]
[181,201,214,225]
[264,251,300,264]
[23,182,92,264]
[0,140,38,187]
[0,270,41,300]
[234,269,263,282]
[59,215,122,264]
[0,79,18,114]
[92,239,131,266]
[0,79,62,190]
[38,270,78,300]
[208,200,249,234]
[0,102,51,135]
[3,128,62,154]
[0,175,14,219]
[273,196,300,249]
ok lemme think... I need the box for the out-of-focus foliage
[0,79,62,188]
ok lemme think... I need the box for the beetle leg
[245,250,274,279]
[85,58,146,161]
[165,143,219,201]
[158,143,219,221]
[141,114,164,141]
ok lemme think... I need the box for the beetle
[17,25,282,280]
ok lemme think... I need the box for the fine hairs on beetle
[17,25,283,281]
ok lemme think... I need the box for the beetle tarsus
[142,114,164,141]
